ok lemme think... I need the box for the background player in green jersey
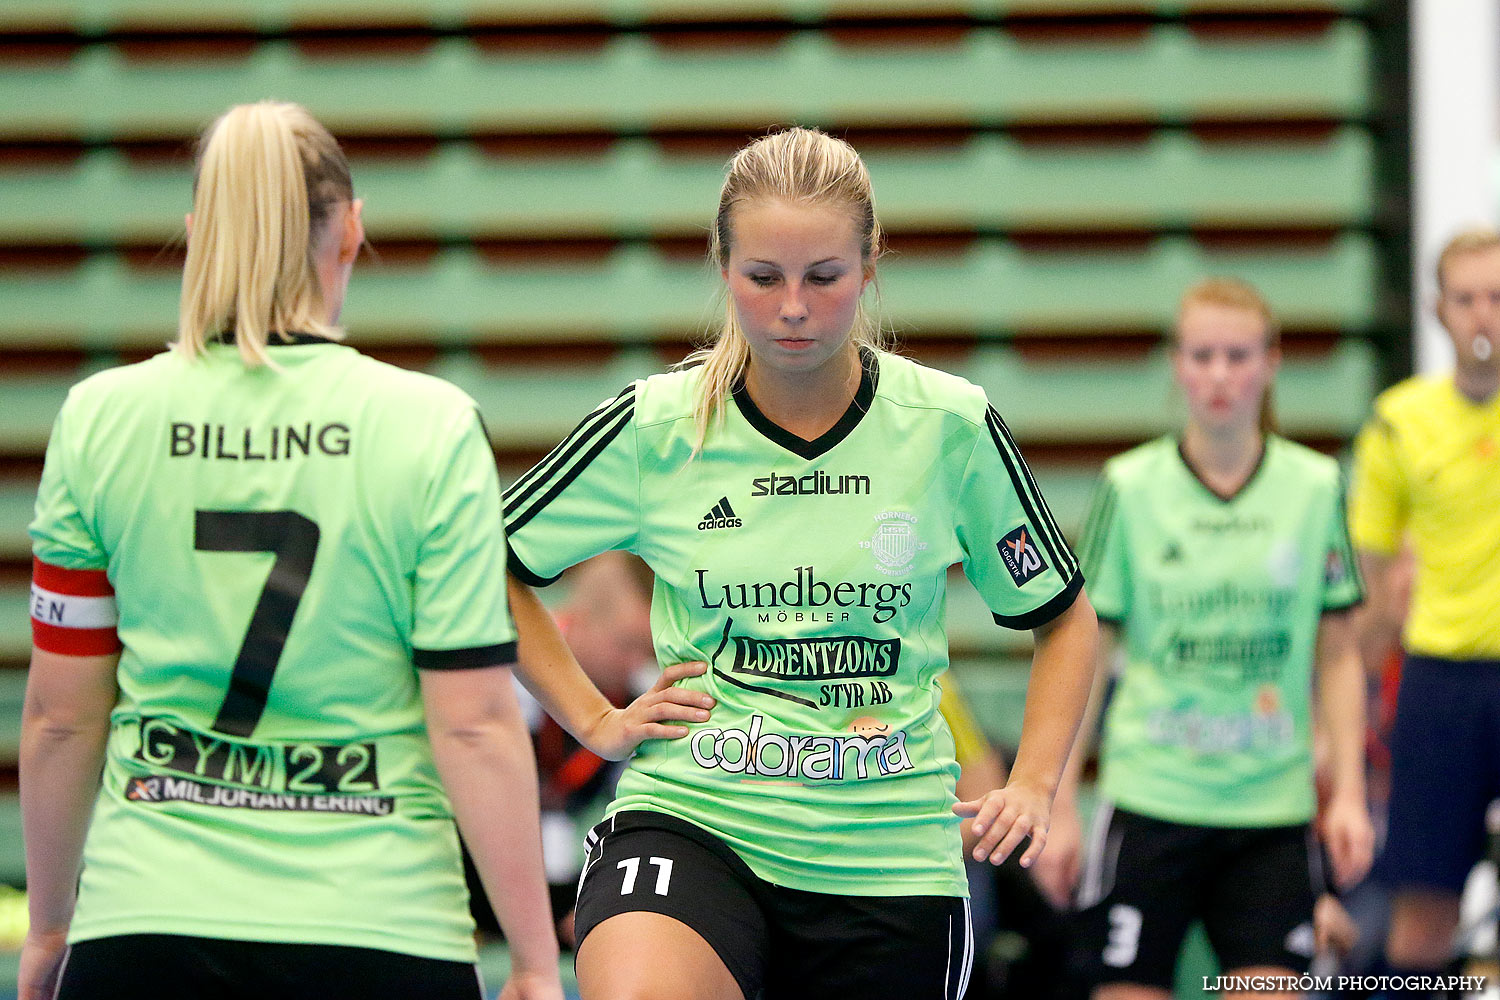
[502,127,1099,1000]
[20,102,571,1000]
[1049,278,1373,1000]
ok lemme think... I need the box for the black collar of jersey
[731,347,879,460]
[1175,434,1270,503]
[210,331,339,347]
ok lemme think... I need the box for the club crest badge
[859,510,928,576]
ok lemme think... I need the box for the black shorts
[574,811,973,1000]
[58,934,484,1000]
[1374,654,1500,894]
[1074,804,1321,990]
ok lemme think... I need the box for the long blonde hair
[684,127,887,449]
[1175,277,1281,434]
[176,101,354,366]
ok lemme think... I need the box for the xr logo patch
[998,525,1047,587]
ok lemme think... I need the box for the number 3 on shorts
[617,856,674,896]
[1103,904,1142,968]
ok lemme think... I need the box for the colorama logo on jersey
[698,497,742,531]
[999,525,1047,586]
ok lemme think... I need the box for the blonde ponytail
[177,101,353,366]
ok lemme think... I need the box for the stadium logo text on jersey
[1191,513,1270,535]
[697,497,742,531]
[695,567,912,624]
[858,511,927,576]
[999,525,1047,586]
[688,713,913,781]
[168,421,351,461]
[750,471,871,497]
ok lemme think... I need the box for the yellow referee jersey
[939,679,992,772]
[1349,373,1500,658]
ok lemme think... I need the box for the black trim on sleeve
[504,386,636,533]
[507,549,563,588]
[731,347,879,460]
[991,573,1084,631]
[984,408,1079,579]
[1331,480,1366,606]
[413,641,518,670]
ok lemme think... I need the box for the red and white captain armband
[31,557,121,655]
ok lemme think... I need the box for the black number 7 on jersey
[195,510,320,738]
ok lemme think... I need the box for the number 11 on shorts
[617,857,673,896]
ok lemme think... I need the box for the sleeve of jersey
[30,401,120,655]
[1076,469,1129,625]
[501,384,641,587]
[1347,414,1406,556]
[1321,474,1365,612]
[956,406,1083,631]
[411,411,518,670]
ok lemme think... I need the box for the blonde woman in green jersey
[501,127,1099,1000]
[18,101,707,1000]
[1043,279,1374,1000]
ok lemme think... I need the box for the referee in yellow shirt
[1350,228,1500,990]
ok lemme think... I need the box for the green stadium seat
[0,0,1376,35]
[0,129,1376,246]
[0,587,26,662]
[0,25,1371,143]
[0,791,19,887]
[0,482,34,562]
[0,339,1374,466]
[0,670,21,762]
[0,234,1381,351]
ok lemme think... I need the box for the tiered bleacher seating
[0,4,1407,914]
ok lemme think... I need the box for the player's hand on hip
[592,661,714,760]
[18,927,69,1000]
[954,780,1052,869]
[1320,793,1375,889]
[1031,797,1082,907]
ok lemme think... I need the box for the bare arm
[1314,609,1375,888]
[18,647,119,1000]
[506,573,712,760]
[955,589,1099,868]
[420,665,561,998]
[1031,619,1117,904]
[1354,550,1403,676]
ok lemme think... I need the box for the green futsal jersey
[504,350,1081,896]
[30,338,515,961]
[1079,436,1362,827]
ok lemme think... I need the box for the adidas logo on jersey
[697,497,742,531]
